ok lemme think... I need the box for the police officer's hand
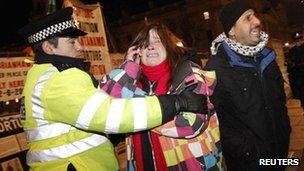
[157,84,208,123]
[176,85,207,114]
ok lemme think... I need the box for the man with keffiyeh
[205,1,291,171]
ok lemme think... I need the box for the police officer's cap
[18,7,87,44]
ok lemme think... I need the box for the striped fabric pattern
[27,134,108,164]
[76,91,109,130]
[41,67,162,133]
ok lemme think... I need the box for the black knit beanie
[219,1,252,35]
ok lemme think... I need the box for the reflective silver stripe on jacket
[132,98,148,132]
[105,97,148,133]
[105,98,126,133]
[26,66,70,141]
[26,123,76,141]
[32,66,58,127]
[27,67,108,164]
[26,134,107,164]
[76,91,109,130]
[76,91,150,133]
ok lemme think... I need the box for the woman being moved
[100,23,223,171]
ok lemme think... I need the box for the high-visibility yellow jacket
[22,64,165,171]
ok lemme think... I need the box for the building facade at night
[106,0,296,57]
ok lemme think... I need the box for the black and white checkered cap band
[28,19,77,43]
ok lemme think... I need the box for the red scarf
[140,59,170,95]
[133,59,170,171]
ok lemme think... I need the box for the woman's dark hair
[129,23,187,76]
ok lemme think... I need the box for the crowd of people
[17,1,294,171]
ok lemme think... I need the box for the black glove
[157,85,207,123]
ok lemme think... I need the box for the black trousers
[67,163,77,171]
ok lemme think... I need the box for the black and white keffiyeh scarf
[210,31,269,56]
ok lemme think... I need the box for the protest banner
[0,114,28,171]
[64,0,112,80]
[0,57,32,102]
[110,53,125,69]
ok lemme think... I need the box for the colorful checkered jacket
[100,60,223,170]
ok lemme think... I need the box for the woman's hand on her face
[126,46,141,64]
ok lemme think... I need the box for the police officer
[18,7,206,171]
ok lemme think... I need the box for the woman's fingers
[126,46,140,62]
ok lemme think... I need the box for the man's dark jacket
[205,43,291,170]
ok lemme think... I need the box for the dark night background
[0,0,303,48]
[0,0,186,48]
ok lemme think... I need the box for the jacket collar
[222,42,276,73]
[168,60,200,93]
[35,51,90,72]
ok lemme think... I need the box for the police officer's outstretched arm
[44,69,206,134]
